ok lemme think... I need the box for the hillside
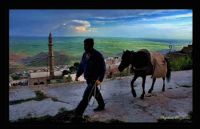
[20,51,73,66]
[9,53,28,63]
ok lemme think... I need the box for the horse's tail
[165,57,171,82]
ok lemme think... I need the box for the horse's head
[118,50,133,72]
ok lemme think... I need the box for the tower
[48,32,54,78]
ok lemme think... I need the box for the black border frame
[1,0,199,129]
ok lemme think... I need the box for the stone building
[105,57,121,78]
[28,71,62,86]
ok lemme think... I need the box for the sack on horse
[150,51,167,78]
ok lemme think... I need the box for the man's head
[84,38,94,52]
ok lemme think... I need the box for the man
[73,38,106,119]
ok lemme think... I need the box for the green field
[9,36,191,64]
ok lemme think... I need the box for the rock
[181,45,192,54]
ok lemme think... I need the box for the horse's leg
[148,78,156,93]
[162,77,165,92]
[131,75,138,97]
[140,76,146,99]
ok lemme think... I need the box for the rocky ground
[9,70,192,123]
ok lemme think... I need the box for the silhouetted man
[73,38,106,119]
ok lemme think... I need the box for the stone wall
[28,77,47,86]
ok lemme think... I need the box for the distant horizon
[9,35,192,41]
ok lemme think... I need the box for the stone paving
[9,70,192,122]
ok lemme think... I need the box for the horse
[118,49,171,99]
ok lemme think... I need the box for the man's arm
[76,54,85,79]
[97,54,106,82]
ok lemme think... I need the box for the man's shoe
[93,105,105,112]
[70,114,83,123]
[67,109,75,114]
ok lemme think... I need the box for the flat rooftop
[30,71,62,78]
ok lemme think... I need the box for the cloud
[93,15,137,20]
[94,21,192,39]
[160,13,192,19]
[91,11,192,26]
[72,20,91,32]
[53,20,97,34]
[141,13,192,22]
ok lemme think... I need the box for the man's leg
[93,86,105,111]
[74,81,94,116]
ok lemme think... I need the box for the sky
[9,9,192,40]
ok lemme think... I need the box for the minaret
[48,32,54,78]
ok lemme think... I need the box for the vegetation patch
[63,74,72,82]
[105,119,124,123]
[11,110,87,123]
[9,90,48,105]
[175,83,192,88]
[11,107,125,123]
[9,98,35,105]
[107,68,131,79]
[51,97,58,102]
[180,85,192,88]
[169,55,192,71]
[34,90,48,100]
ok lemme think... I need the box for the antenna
[169,43,172,54]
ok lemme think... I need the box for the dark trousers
[75,80,105,116]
